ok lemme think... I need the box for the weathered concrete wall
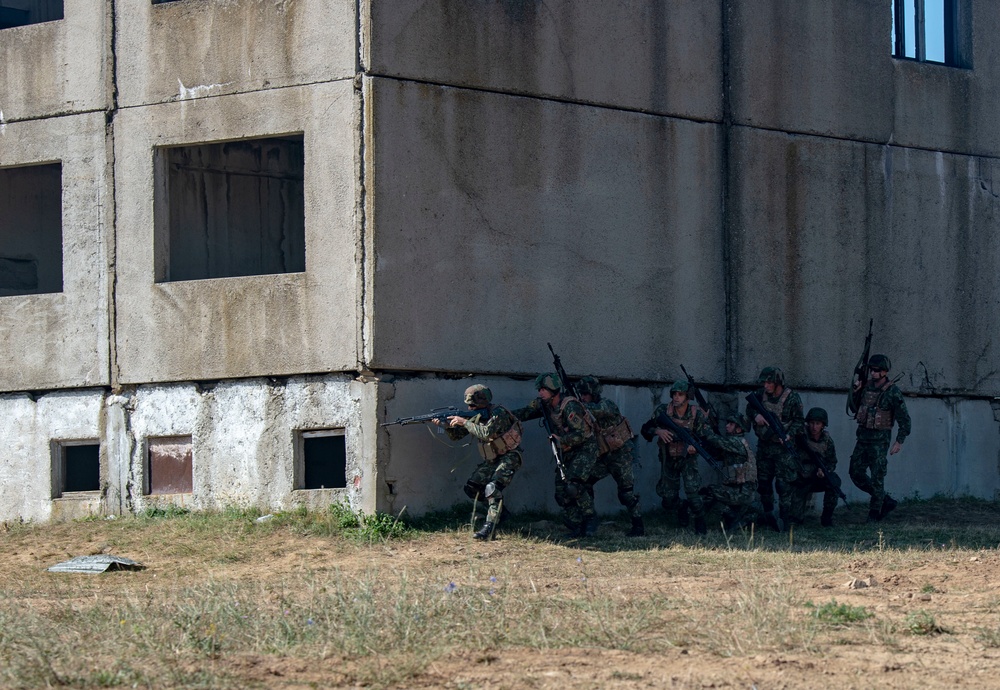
[365,0,721,121]
[0,390,105,523]
[0,112,112,392]
[379,378,1000,518]
[366,77,725,382]
[728,127,1000,395]
[0,1,109,121]
[114,81,361,384]
[116,0,356,108]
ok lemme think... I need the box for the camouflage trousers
[555,443,599,529]
[586,443,641,520]
[849,431,891,513]
[656,451,704,517]
[786,475,838,523]
[700,481,761,528]
[467,450,521,524]
[756,442,798,520]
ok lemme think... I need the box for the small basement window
[147,436,193,495]
[892,0,969,67]
[0,1,63,29]
[0,163,63,296]
[297,430,347,490]
[52,441,100,497]
[153,135,306,282]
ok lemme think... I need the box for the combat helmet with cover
[805,407,829,426]
[868,354,891,372]
[669,380,690,395]
[576,375,602,398]
[757,366,785,385]
[464,384,492,407]
[534,372,563,392]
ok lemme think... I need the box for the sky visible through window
[893,0,946,63]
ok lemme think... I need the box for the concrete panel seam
[112,77,357,112]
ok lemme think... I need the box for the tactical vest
[598,417,634,455]
[664,402,698,459]
[547,396,595,440]
[856,380,894,430]
[754,387,792,440]
[723,437,757,486]
[480,406,523,461]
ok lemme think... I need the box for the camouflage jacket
[445,405,519,446]
[856,379,911,443]
[512,396,593,453]
[746,387,804,445]
[795,430,838,477]
[647,401,713,439]
[584,397,625,430]
[703,431,757,485]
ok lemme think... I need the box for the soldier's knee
[617,487,639,508]
[463,481,485,500]
[484,481,504,503]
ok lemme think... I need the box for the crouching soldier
[433,384,523,540]
[700,414,762,530]
[788,407,840,527]
[577,375,644,537]
[641,380,712,535]
[513,373,599,537]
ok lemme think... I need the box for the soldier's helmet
[670,380,690,395]
[464,384,492,407]
[805,407,829,426]
[726,412,748,432]
[757,366,785,385]
[576,375,602,398]
[868,354,891,371]
[534,372,563,392]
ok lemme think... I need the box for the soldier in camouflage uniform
[512,373,599,537]
[850,354,911,522]
[745,366,804,530]
[788,407,839,527]
[641,380,713,535]
[433,384,523,540]
[699,413,762,530]
[577,375,644,537]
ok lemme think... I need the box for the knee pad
[464,481,485,500]
[484,482,503,502]
[617,488,639,509]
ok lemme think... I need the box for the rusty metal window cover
[147,436,193,495]
[296,429,348,490]
[892,0,964,67]
[52,440,100,497]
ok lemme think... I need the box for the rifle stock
[680,365,718,424]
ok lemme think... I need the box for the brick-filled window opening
[892,0,968,67]
[0,1,63,29]
[153,135,306,282]
[147,436,194,495]
[0,163,63,296]
[297,430,348,490]
[52,441,100,497]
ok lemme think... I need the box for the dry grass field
[3,498,1000,689]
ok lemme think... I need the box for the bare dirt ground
[3,499,1000,689]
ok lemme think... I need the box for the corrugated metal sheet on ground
[47,555,145,574]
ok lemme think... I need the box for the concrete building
[0,0,997,523]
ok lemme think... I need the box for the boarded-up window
[52,441,100,497]
[147,436,193,495]
[0,1,64,30]
[153,135,305,282]
[0,163,62,296]
[297,430,347,490]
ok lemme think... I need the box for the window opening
[892,0,963,66]
[0,163,63,296]
[0,1,63,29]
[53,441,100,497]
[153,135,305,282]
[147,436,193,495]
[297,430,347,490]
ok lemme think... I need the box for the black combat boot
[820,506,834,527]
[880,495,898,519]
[761,512,780,532]
[693,515,707,535]
[866,509,881,523]
[627,516,645,537]
[473,522,496,540]
[584,516,601,537]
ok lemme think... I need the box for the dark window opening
[153,135,306,282]
[0,1,63,29]
[299,430,347,490]
[152,0,183,4]
[53,442,100,496]
[147,436,193,495]
[892,0,967,67]
[0,163,63,296]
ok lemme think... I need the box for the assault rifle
[641,409,723,474]
[746,392,848,506]
[547,342,579,398]
[381,407,481,427]
[847,319,874,417]
[680,365,718,424]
